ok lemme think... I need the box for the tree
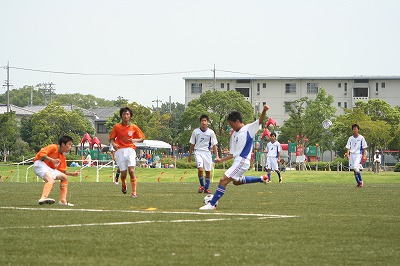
[0,112,32,162]
[180,90,254,153]
[29,102,95,150]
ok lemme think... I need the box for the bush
[394,162,400,172]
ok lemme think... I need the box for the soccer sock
[277,171,281,179]
[59,181,68,202]
[210,185,225,206]
[41,182,54,199]
[131,177,137,194]
[116,170,120,179]
[354,173,360,183]
[357,172,362,182]
[240,176,264,184]
[267,172,271,181]
[205,177,210,189]
[199,176,205,187]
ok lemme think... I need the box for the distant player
[199,105,270,210]
[110,107,145,197]
[345,123,368,187]
[265,132,283,183]
[34,135,79,206]
[188,115,219,194]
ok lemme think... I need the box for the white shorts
[349,153,363,170]
[194,150,213,172]
[34,160,63,180]
[115,147,137,171]
[224,157,250,181]
[266,157,279,171]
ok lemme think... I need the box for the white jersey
[345,134,368,154]
[266,141,282,158]
[230,120,260,161]
[189,127,218,152]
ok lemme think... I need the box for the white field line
[0,206,299,230]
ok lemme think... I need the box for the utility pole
[37,82,55,105]
[213,64,216,91]
[152,96,162,109]
[3,62,12,112]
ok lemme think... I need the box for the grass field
[0,166,399,265]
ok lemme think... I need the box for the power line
[5,66,212,76]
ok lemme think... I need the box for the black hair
[119,107,133,118]
[270,132,277,137]
[199,114,209,122]
[59,135,73,146]
[352,123,360,130]
[227,111,243,123]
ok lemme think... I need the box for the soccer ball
[203,194,218,206]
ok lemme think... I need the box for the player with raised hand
[199,104,270,210]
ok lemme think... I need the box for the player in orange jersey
[34,135,79,206]
[109,107,145,197]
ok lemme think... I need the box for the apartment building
[184,76,400,125]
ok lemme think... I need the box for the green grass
[0,166,399,265]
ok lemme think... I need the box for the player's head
[351,124,360,130]
[119,107,133,118]
[199,114,209,122]
[270,132,277,138]
[227,111,243,123]
[59,135,74,152]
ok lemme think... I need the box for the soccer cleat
[115,177,119,185]
[359,181,364,187]
[204,189,211,194]
[131,192,137,198]
[38,198,55,205]
[198,186,205,193]
[279,178,282,183]
[122,183,127,194]
[58,201,74,206]
[199,203,216,210]
[262,175,269,184]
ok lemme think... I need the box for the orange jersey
[109,123,145,149]
[34,144,67,172]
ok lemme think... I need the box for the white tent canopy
[135,140,171,149]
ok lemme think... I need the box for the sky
[1,0,399,108]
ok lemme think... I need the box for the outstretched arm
[259,104,270,125]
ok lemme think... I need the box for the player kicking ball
[199,105,270,210]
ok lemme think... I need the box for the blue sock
[357,172,362,182]
[199,176,205,186]
[267,172,271,181]
[210,185,225,206]
[116,171,120,179]
[239,176,264,184]
[354,173,360,183]
[205,178,210,190]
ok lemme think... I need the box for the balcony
[352,97,369,106]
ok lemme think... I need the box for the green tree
[180,90,254,153]
[0,112,33,162]
[29,102,95,150]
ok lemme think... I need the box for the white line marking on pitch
[0,206,299,230]
[0,206,299,218]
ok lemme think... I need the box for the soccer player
[373,150,381,174]
[199,105,270,210]
[109,107,145,197]
[188,114,219,194]
[345,123,368,187]
[34,135,79,206]
[265,132,283,183]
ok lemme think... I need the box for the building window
[236,88,250,97]
[285,83,296,94]
[97,123,108,134]
[344,83,347,95]
[263,102,266,106]
[257,83,260,95]
[338,102,341,107]
[227,83,230,91]
[284,101,292,113]
[338,83,342,88]
[263,83,266,88]
[221,83,224,89]
[307,83,319,94]
[191,83,202,94]
[376,83,379,94]
[344,102,347,108]
[382,82,385,88]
